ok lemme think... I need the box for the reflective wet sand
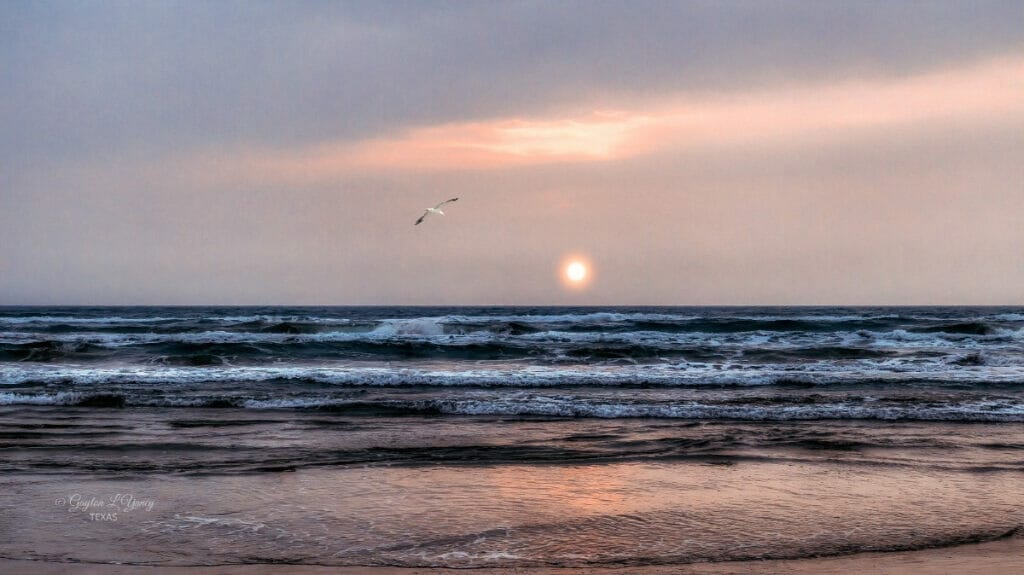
[4,456,1021,568]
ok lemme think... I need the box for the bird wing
[414,210,429,225]
[433,197,459,209]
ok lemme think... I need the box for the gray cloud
[3,1,1022,162]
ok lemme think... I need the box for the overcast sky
[2,1,1023,305]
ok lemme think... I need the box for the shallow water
[4,449,1022,567]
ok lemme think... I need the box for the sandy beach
[3,534,1023,574]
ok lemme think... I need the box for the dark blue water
[2,306,1023,421]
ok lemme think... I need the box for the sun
[566,261,587,283]
[560,256,593,290]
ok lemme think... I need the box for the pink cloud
[192,55,1023,185]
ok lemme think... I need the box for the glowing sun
[566,261,588,283]
[560,256,593,289]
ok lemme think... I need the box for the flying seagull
[415,197,459,226]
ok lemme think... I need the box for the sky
[2,1,1023,305]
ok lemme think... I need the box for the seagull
[414,197,459,226]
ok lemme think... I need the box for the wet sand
[3,535,1022,574]
[3,414,1023,571]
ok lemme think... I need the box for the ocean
[2,306,1023,568]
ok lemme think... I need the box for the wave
[0,315,183,325]
[364,523,1024,569]
[909,322,999,335]
[3,323,1023,367]
[3,391,1022,421]
[5,310,1020,335]
[6,361,1024,388]
[136,338,879,365]
[296,398,1024,422]
[5,315,1023,347]
[0,341,116,362]
[295,314,1018,338]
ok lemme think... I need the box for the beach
[4,535,1024,574]
[2,307,1022,571]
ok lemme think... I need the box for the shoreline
[3,536,1022,575]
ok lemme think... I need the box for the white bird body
[415,197,459,225]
